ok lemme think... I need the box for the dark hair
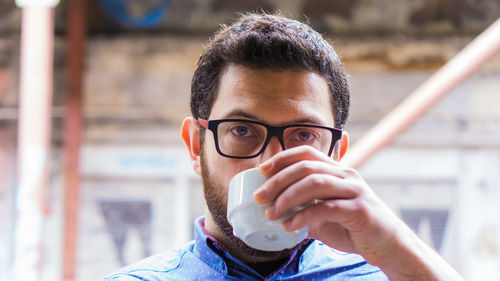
[190,13,349,129]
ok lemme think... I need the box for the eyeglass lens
[216,120,334,157]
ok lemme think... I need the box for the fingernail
[253,189,267,203]
[283,218,294,230]
[259,161,272,171]
[265,206,276,219]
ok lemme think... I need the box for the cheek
[203,146,235,194]
[212,159,243,194]
[205,151,260,192]
[202,128,262,190]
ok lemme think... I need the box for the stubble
[199,147,296,260]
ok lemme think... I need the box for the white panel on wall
[81,145,196,178]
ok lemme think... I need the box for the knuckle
[299,145,312,152]
[298,160,316,174]
[298,145,315,155]
[348,178,370,195]
[343,167,359,177]
[308,174,325,187]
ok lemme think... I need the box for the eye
[295,130,316,142]
[230,125,253,137]
[286,128,320,145]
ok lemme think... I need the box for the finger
[254,160,347,204]
[281,199,359,232]
[307,222,356,254]
[259,146,339,177]
[266,174,358,220]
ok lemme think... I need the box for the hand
[253,145,402,265]
[253,146,464,281]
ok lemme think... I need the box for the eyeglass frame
[197,118,343,159]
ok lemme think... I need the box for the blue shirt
[103,217,388,280]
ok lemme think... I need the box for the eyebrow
[222,109,327,126]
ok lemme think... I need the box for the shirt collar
[192,216,315,278]
[192,217,229,274]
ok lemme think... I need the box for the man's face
[200,63,335,258]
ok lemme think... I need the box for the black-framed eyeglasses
[198,118,342,159]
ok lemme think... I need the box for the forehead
[210,64,335,126]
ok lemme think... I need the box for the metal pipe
[13,2,57,281]
[62,0,86,280]
[342,18,500,169]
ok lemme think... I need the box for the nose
[260,136,285,162]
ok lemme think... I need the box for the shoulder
[302,241,389,280]
[102,242,194,281]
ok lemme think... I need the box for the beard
[200,148,297,260]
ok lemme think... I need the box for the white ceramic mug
[227,167,309,251]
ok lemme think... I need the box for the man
[104,13,464,280]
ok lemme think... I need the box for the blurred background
[0,0,499,280]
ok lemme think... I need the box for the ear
[338,131,349,161]
[181,117,202,176]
